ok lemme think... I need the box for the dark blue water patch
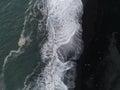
[0,0,29,73]
[0,0,32,90]
[4,41,40,90]
[3,15,46,90]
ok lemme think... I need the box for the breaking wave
[23,0,84,90]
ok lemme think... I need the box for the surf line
[41,0,84,89]
[23,0,84,90]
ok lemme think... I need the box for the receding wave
[23,0,84,90]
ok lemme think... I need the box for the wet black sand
[75,0,120,90]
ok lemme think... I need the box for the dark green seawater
[0,0,27,73]
[0,0,120,90]
[0,0,44,90]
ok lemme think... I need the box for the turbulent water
[0,0,84,90]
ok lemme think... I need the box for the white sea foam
[23,0,83,90]
[18,35,26,47]
[41,0,83,89]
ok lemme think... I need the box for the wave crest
[23,0,83,90]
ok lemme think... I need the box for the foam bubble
[18,36,26,47]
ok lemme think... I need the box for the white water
[23,0,83,90]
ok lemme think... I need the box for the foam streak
[23,0,83,90]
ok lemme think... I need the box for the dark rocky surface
[75,0,120,90]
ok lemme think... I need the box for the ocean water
[0,0,84,90]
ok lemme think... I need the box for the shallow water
[0,0,84,90]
